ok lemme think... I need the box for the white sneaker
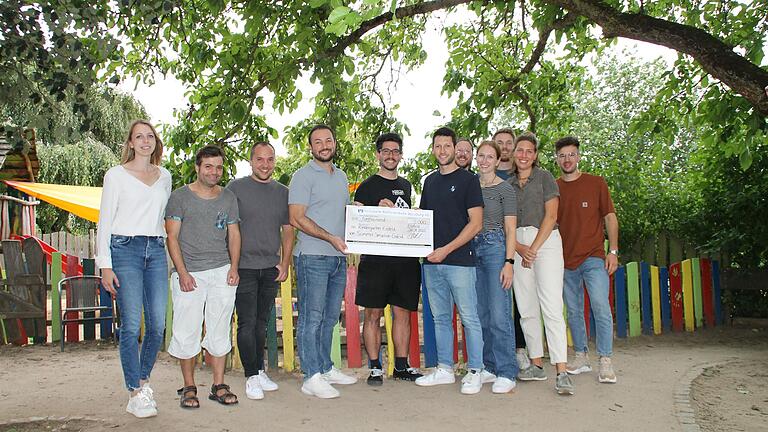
[516,348,531,370]
[140,383,157,408]
[460,369,483,395]
[322,367,358,385]
[480,370,496,383]
[301,373,340,399]
[257,370,279,391]
[126,391,157,418]
[415,367,455,386]
[246,375,264,400]
[492,377,517,394]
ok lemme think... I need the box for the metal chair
[58,275,116,351]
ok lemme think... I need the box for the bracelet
[505,258,515,265]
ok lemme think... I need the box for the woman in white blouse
[97,120,172,418]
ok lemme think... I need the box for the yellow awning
[3,181,101,223]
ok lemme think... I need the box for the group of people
[96,119,619,418]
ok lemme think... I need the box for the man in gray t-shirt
[166,145,242,407]
[226,141,295,400]
[288,124,356,399]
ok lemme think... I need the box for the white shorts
[168,264,236,359]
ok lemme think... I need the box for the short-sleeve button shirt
[508,166,560,229]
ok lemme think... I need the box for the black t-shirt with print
[354,174,418,264]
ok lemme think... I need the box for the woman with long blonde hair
[96,120,172,417]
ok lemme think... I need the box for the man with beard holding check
[353,132,423,386]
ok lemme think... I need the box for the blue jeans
[423,264,483,370]
[563,257,614,357]
[296,254,347,378]
[111,235,168,391]
[472,230,518,379]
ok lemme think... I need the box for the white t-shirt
[96,165,172,269]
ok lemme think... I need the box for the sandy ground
[1,325,767,432]
[692,357,768,432]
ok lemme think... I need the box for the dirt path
[1,326,766,432]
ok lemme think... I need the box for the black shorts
[355,259,421,311]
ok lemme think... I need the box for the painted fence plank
[669,262,684,332]
[65,254,79,342]
[640,262,652,336]
[626,262,641,337]
[420,265,437,368]
[650,265,662,335]
[691,258,703,328]
[343,265,362,368]
[614,266,627,338]
[700,259,715,327]
[331,321,342,369]
[681,259,695,332]
[660,267,671,332]
[82,258,96,340]
[50,253,63,342]
[280,270,295,372]
[231,313,242,370]
[409,311,420,368]
[267,302,278,369]
[384,305,395,376]
[712,261,724,325]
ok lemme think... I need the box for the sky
[119,16,676,175]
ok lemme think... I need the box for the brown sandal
[208,383,238,405]
[177,385,200,409]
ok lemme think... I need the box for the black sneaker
[393,367,423,381]
[367,368,384,386]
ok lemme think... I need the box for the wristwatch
[505,258,515,265]
[608,249,619,256]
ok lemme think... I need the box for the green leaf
[328,6,351,24]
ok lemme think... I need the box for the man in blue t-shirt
[415,127,486,395]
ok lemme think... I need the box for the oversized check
[344,205,433,257]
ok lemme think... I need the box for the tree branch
[319,0,473,61]
[547,0,768,116]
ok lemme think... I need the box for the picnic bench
[0,238,48,344]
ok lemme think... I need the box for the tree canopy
[1,0,767,262]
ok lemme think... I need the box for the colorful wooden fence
[9,254,726,373]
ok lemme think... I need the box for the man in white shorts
[166,145,241,409]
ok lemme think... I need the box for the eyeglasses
[380,148,401,156]
[456,149,473,155]
[556,152,579,159]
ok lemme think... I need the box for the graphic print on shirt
[394,196,409,208]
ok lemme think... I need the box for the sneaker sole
[599,376,617,384]
[415,379,455,387]
[460,386,482,395]
[492,385,516,394]
[566,366,592,375]
[127,408,157,418]
[556,387,575,395]
[301,387,340,399]
[246,392,265,400]
[518,376,547,381]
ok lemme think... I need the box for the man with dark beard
[289,125,357,399]
[353,133,423,386]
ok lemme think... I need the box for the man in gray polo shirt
[289,124,356,399]
[166,145,241,408]
[227,141,295,400]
